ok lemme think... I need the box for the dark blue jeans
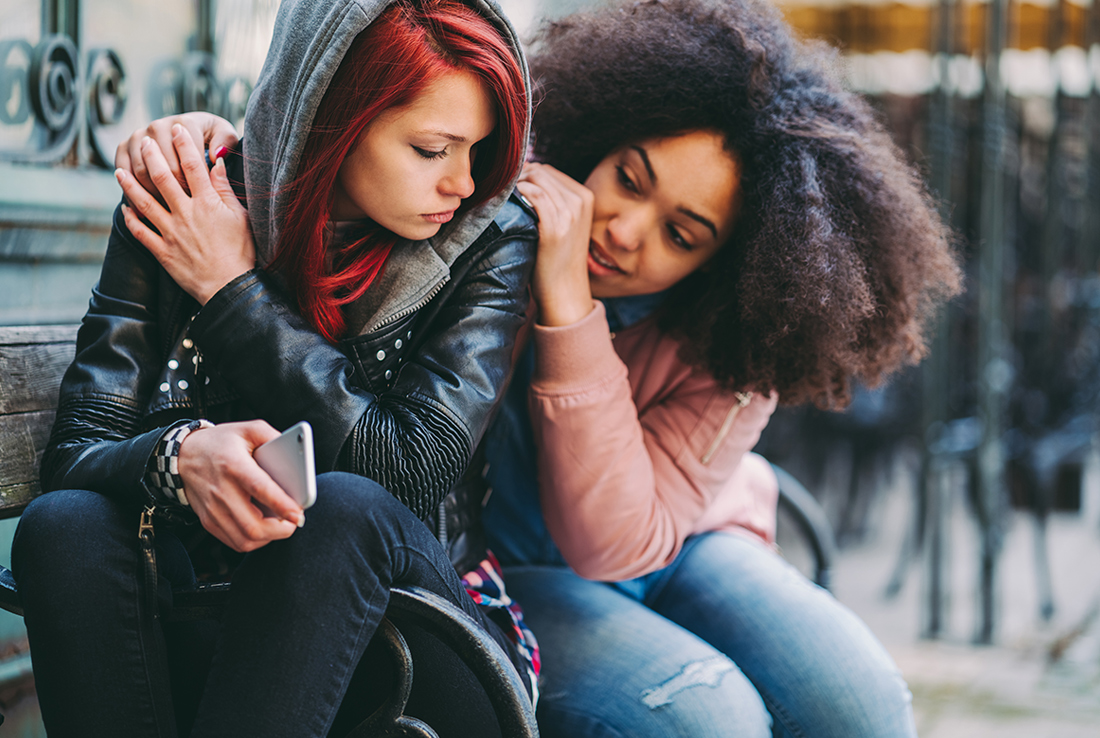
[13,472,519,738]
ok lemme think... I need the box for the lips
[423,210,456,224]
[588,241,625,274]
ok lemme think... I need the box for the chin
[590,285,626,299]
[592,283,660,300]
[589,278,633,299]
[391,223,442,241]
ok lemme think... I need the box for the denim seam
[538,702,631,738]
[390,543,465,593]
[640,534,708,612]
[313,564,390,738]
[131,549,176,737]
[752,680,807,738]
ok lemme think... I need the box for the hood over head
[241,0,531,331]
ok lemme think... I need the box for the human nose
[440,155,476,199]
[606,206,645,252]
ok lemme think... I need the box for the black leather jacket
[42,186,537,573]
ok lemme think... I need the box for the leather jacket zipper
[192,341,207,417]
[138,506,159,620]
[365,277,449,334]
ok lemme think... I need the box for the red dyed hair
[272,0,527,341]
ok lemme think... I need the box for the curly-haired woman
[484,0,961,735]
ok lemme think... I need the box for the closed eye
[616,165,638,193]
[667,223,693,251]
[413,146,447,160]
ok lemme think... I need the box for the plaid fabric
[145,419,214,507]
[461,550,541,705]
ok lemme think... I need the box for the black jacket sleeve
[41,205,187,507]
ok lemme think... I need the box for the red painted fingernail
[214,146,228,160]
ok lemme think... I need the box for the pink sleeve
[529,302,778,581]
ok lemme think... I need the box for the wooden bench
[0,324,538,737]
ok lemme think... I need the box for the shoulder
[458,191,538,276]
[492,190,539,235]
[618,320,770,421]
[615,318,698,386]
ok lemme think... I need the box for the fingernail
[141,136,152,149]
[296,516,305,528]
[114,168,124,182]
[213,146,228,161]
[172,124,183,136]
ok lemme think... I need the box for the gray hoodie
[242,0,532,334]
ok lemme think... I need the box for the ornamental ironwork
[0,34,251,167]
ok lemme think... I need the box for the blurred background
[0,0,1098,734]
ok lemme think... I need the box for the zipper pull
[139,506,155,549]
[190,335,208,415]
[701,391,755,465]
[138,506,160,620]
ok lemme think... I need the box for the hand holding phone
[254,421,317,513]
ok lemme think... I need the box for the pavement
[797,445,1100,737]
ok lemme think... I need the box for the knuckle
[239,519,262,541]
[149,166,172,186]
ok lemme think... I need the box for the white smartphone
[254,420,317,512]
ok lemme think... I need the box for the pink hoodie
[529,301,779,582]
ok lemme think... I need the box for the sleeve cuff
[531,301,626,393]
[145,419,215,507]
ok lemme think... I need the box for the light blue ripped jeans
[503,532,917,738]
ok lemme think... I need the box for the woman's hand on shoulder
[177,420,306,552]
[115,112,240,205]
[517,162,596,327]
[115,124,255,304]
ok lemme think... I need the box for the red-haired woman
[12,1,536,736]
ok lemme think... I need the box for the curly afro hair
[528,0,963,409]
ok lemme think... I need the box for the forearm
[41,412,170,506]
[188,270,370,467]
[42,208,183,503]
[529,304,699,579]
[530,302,779,580]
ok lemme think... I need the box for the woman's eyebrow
[413,129,468,142]
[629,145,657,183]
[677,207,718,239]
[630,144,719,239]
